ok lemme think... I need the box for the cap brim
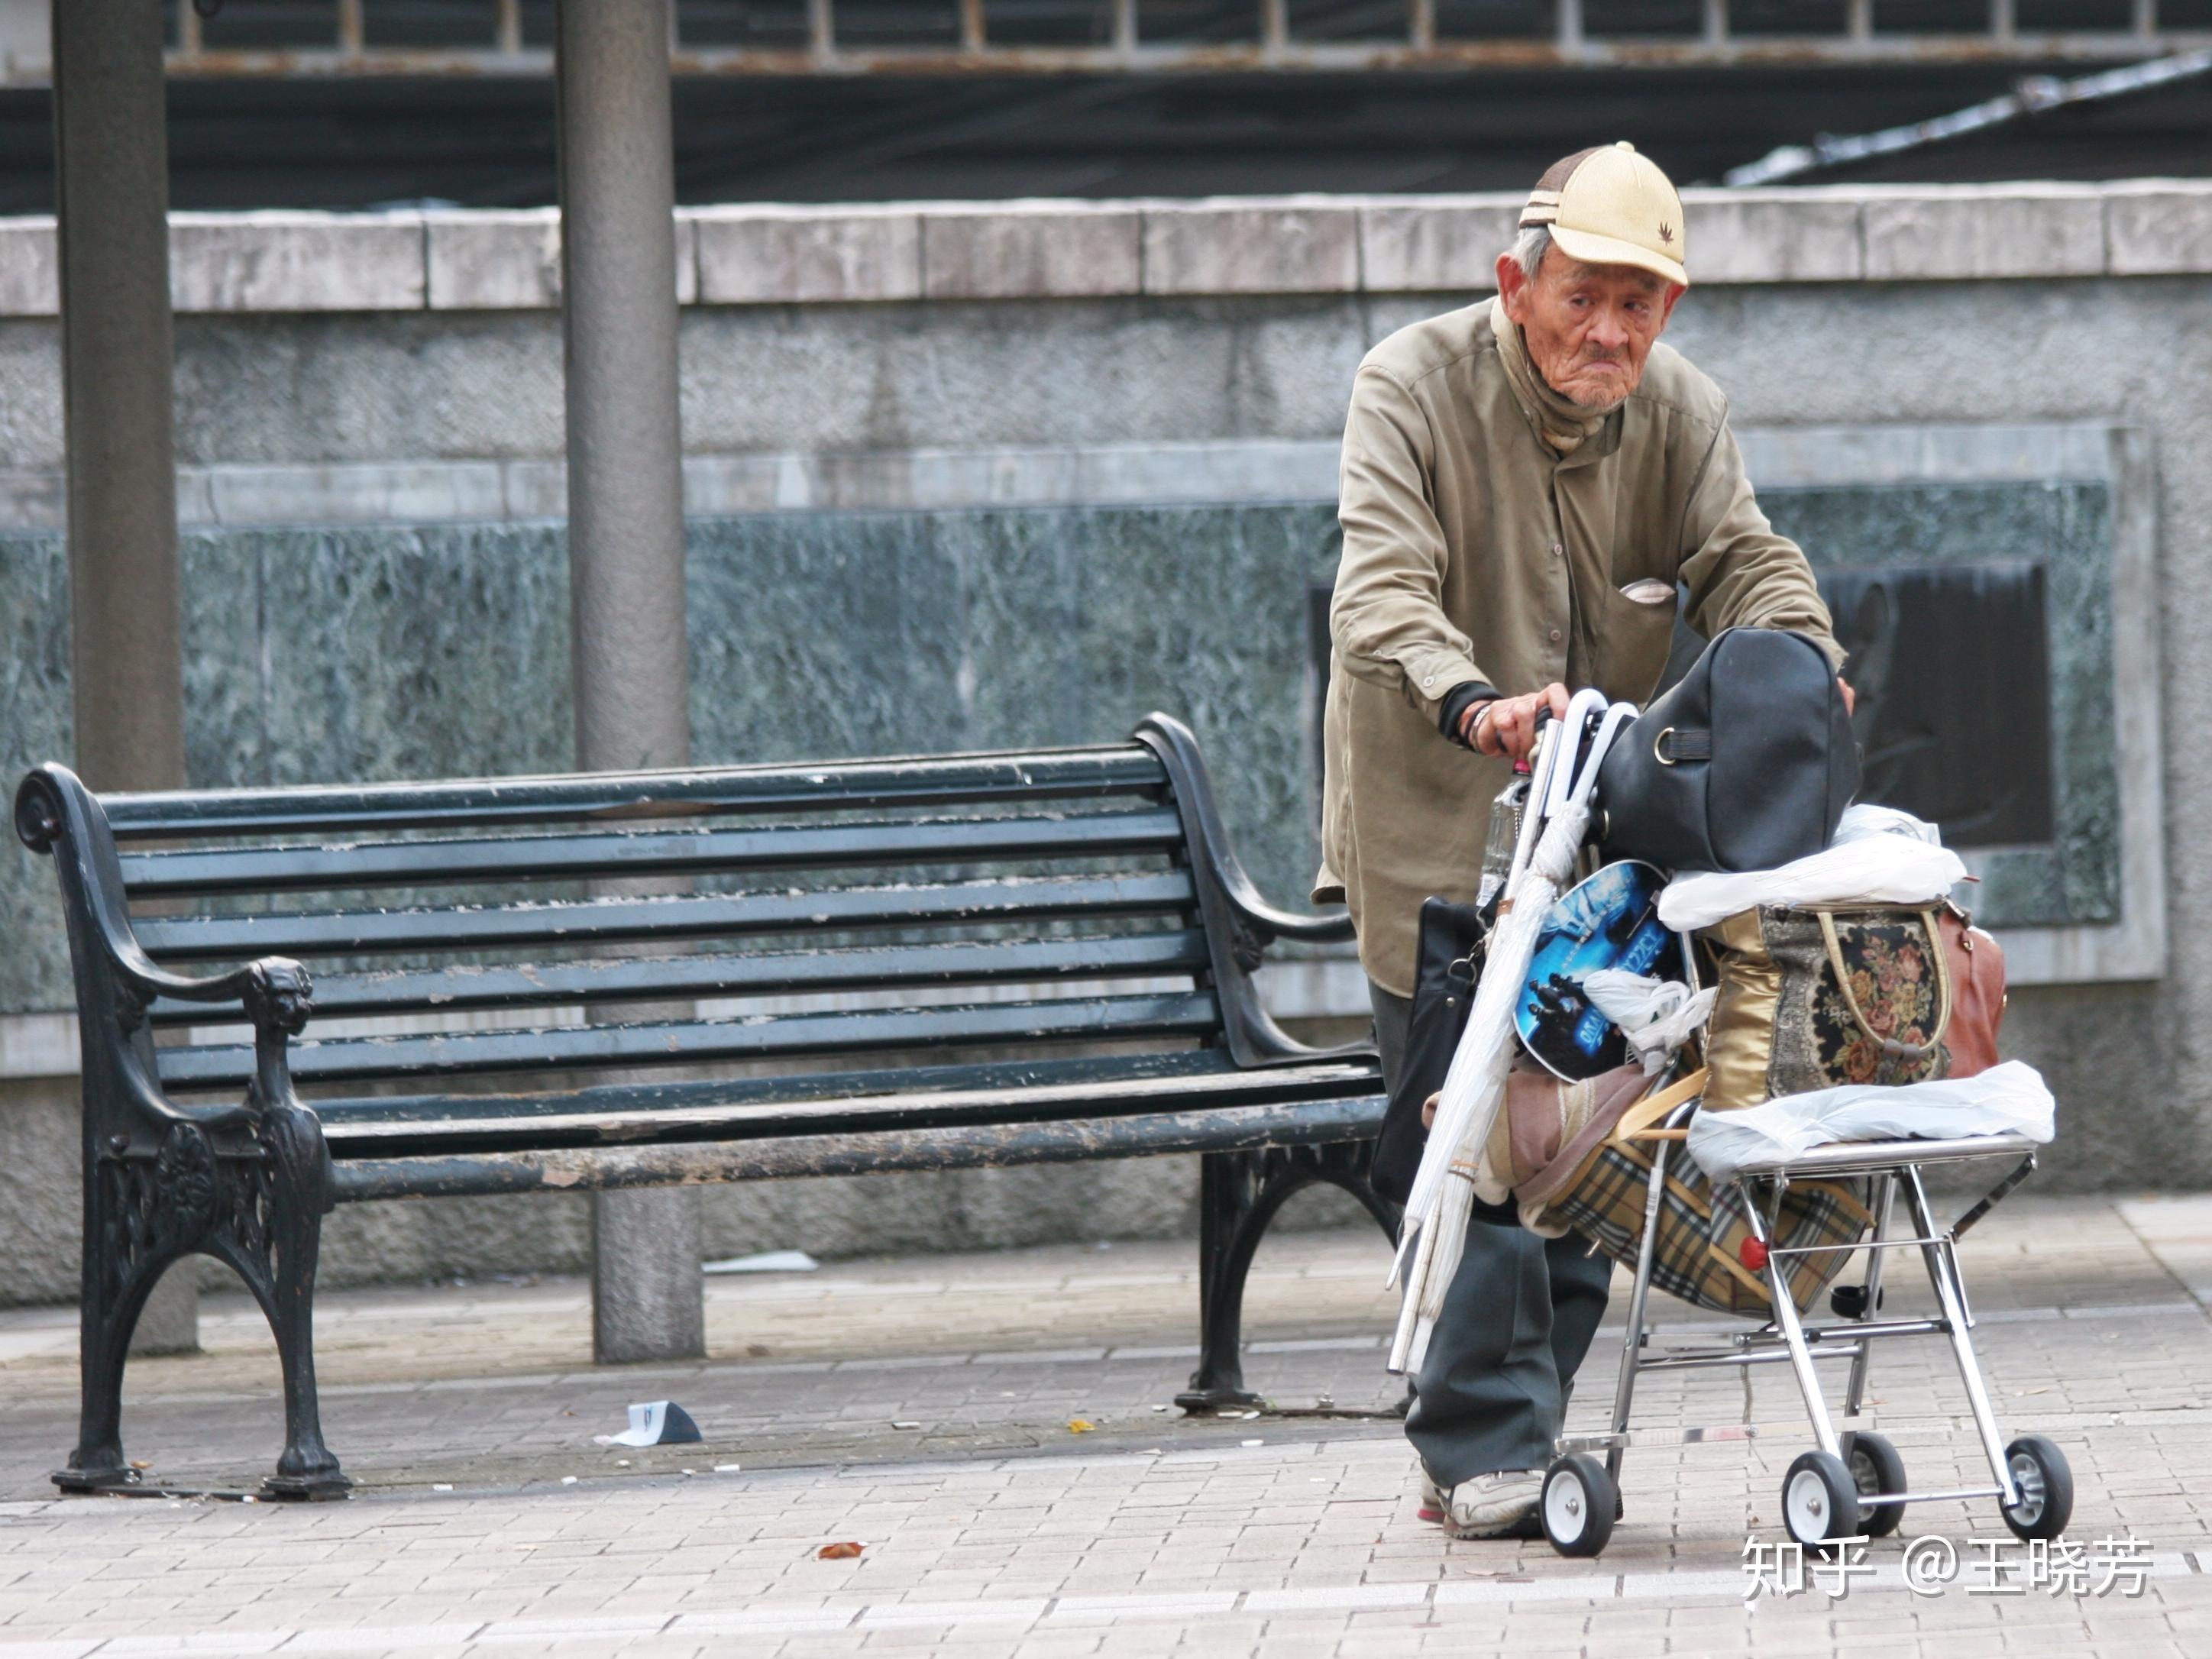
[1549,224,1689,289]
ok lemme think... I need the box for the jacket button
[1421,674,1435,688]
[1549,628,1563,642]
[1551,543,1563,556]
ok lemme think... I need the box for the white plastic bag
[1684,1060,2055,1185]
[1831,803,1944,848]
[1656,831,1967,932]
[1580,969,1716,1075]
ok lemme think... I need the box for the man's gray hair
[1509,225,1552,282]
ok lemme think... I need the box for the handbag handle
[1613,1066,1712,1144]
[1814,908,1954,1068]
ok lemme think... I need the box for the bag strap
[1613,1066,1712,1144]
[1814,908,1955,1065]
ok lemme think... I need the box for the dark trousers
[1370,981,1614,1484]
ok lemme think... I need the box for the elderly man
[1318,143,1842,1538]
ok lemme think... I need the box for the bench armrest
[17,765,315,1129]
[1133,714,1353,951]
[1223,891,1356,949]
[1135,716,1366,1069]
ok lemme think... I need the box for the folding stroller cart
[1537,1110,2074,1557]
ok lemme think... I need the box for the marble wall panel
[687,512,967,767]
[248,522,573,789]
[0,535,70,1016]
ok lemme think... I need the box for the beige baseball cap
[1520,141,1689,289]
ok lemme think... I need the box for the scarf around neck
[1490,301,1612,457]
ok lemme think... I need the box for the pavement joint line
[10,1550,2207,1654]
[24,1295,2199,1407]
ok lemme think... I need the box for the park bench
[16,714,1392,1499]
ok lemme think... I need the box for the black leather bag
[1596,626,1857,875]
[1371,897,1482,1206]
[1371,896,1517,1225]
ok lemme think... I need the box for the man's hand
[1459,682,1571,765]
[1838,676,1856,716]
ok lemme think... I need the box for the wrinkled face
[1496,247,1683,409]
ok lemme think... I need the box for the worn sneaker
[1440,1470,1545,1540]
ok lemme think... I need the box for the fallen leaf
[129,1460,151,1472]
[1067,1419,1095,1434]
[817,1541,865,1560]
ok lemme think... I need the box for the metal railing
[154,0,2212,76]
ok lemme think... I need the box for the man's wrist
[1438,681,1499,749]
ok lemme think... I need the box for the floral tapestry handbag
[1698,904,1956,1115]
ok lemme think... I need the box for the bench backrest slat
[99,747,1163,838]
[149,930,1214,1025]
[160,990,1224,1091]
[137,870,1196,962]
[117,808,1187,897]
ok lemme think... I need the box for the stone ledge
[170,210,428,313]
[1140,197,1362,296]
[0,216,54,315]
[920,202,1141,301]
[693,205,921,305]
[0,183,2208,318]
[1861,183,2109,281]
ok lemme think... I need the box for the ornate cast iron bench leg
[1176,1141,1400,1414]
[57,1101,349,1502]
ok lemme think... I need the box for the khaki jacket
[1319,298,1838,996]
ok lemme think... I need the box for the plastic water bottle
[1476,765,1531,911]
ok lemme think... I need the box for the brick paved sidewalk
[0,1193,2207,1657]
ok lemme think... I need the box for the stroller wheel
[1843,1431,1907,1538]
[1999,1436,2074,1541]
[1782,1450,1861,1549]
[1541,1454,1616,1558]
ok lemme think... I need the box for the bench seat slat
[149,931,1214,1024]
[118,809,1186,897]
[137,869,1198,962]
[101,745,1166,839]
[306,1048,1243,1124]
[329,1093,1388,1200]
[312,1055,1382,1159]
[162,991,1224,1088]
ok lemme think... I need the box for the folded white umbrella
[1388,694,1636,1376]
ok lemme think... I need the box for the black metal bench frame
[17,714,1392,1499]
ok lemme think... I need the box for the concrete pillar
[555,0,703,1365]
[51,0,197,1356]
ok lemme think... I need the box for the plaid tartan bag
[1523,1069,1872,1318]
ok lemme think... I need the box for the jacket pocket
[1602,579,1679,696]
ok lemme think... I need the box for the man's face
[1496,247,1684,409]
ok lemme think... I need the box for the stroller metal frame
[1539,1098,2070,1555]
